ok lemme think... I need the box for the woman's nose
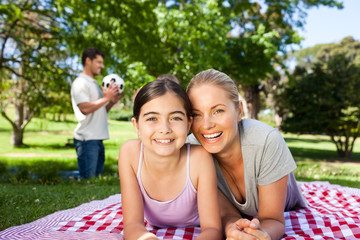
[203,115,215,130]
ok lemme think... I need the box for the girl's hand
[137,232,159,240]
[225,218,253,240]
[226,218,270,240]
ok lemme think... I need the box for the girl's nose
[159,121,172,134]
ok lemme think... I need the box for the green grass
[294,162,359,188]
[285,133,360,162]
[0,115,136,157]
[0,112,359,231]
[284,133,360,188]
[0,113,137,179]
[0,112,134,230]
[0,181,120,230]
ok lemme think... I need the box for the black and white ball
[102,74,125,94]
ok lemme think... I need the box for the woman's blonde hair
[186,69,239,107]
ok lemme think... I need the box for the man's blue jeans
[73,139,105,179]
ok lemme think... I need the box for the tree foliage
[221,0,343,119]
[56,0,164,92]
[0,0,73,146]
[280,37,360,158]
[155,0,230,84]
[1,0,346,146]
[57,0,230,87]
[57,0,343,117]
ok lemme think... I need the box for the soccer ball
[102,74,125,94]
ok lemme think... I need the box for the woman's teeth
[203,132,222,140]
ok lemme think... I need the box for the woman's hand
[243,218,271,240]
[226,218,271,240]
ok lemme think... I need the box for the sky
[297,0,360,49]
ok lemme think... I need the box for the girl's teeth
[155,139,173,143]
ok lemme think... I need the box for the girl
[186,69,307,240]
[118,79,222,240]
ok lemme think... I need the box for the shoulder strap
[136,143,144,178]
[186,143,190,177]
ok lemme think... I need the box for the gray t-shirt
[186,119,307,217]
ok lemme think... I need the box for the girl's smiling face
[133,92,192,157]
[188,84,242,155]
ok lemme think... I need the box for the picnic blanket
[1,181,359,240]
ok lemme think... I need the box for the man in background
[71,47,122,179]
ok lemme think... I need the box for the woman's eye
[214,109,224,115]
[192,113,200,118]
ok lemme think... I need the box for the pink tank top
[136,143,200,228]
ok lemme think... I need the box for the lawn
[283,133,360,188]
[0,182,120,230]
[0,113,359,231]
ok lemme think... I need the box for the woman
[186,69,307,240]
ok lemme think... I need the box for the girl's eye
[146,117,157,121]
[192,113,200,118]
[171,116,183,121]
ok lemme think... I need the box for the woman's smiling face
[188,83,242,155]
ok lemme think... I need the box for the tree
[56,0,163,95]
[221,0,343,119]
[155,0,230,84]
[1,0,346,148]
[58,0,230,87]
[57,0,343,120]
[0,1,73,146]
[280,37,360,158]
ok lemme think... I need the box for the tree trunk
[6,83,32,146]
[244,85,261,119]
[11,127,24,146]
[335,149,352,158]
[2,103,32,147]
[330,134,354,159]
[274,112,283,130]
[12,98,25,146]
[344,150,352,159]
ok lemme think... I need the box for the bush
[1,161,73,184]
[0,158,121,185]
[107,109,132,121]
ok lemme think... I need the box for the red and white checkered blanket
[1,182,359,240]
